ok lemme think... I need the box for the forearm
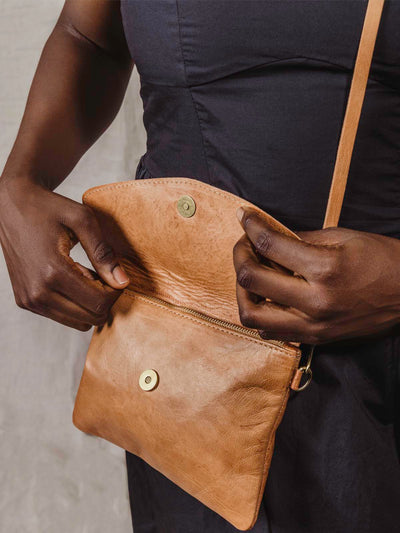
[1,2,133,191]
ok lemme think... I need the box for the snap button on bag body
[139,369,159,391]
[177,195,196,217]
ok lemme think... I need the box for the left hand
[233,206,400,344]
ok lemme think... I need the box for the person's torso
[121,0,400,235]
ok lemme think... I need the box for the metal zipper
[124,288,290,350]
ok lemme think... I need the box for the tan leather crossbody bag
[73,1,384,530]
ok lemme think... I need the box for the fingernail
[236,207,245,223]
[112,265,130,285]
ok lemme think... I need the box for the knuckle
[310,292,334,320]
[258,329,269,339]
[42,263,59,287]
[26,285,47,310]
[67,205,90,230]
[238,307,258,329]
[254,231,273,256]
[311,251,340,281]
[91,314,108,326]
[77,323,92,332]
[311,262,329,282]
[93,241,115,265]
[15,294,27,309]
[237,262,254,290]
[232,240,242,258]
[242,212,259,229]
[308,322,330,344]
[307,334,321,345]
[77,206,95,228]
[94,299,111,316]
[233,235,249,261]
[313,330,328,344]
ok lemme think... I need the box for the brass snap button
[177,195,196,218]
[139,369,159,391]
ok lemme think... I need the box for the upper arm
[57,0,132,64]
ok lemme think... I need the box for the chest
[121,0,400,89]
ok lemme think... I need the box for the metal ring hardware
[294,366,313,392]
[292,344,315,392]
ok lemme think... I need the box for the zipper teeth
[125,289,288,350]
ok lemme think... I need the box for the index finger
[236,206,331,277]
[58,256,121,315]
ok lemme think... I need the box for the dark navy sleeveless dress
[120,2,400,532]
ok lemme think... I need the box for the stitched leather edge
[82,177,299,240]
[83,177,251,203]
[83,177,276,209]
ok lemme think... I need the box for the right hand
[0,176,130,331]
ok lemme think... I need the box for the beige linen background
[0,1,146,531]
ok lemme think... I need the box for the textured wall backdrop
[0,1,146,531]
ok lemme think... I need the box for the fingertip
[112,265,130,287]
[236,206,245,223]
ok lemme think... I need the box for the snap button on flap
[177,195,196,218]
[139,369,159,391]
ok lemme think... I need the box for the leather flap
[83,177,298,326]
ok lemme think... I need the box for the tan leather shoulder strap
[323,0,385,228]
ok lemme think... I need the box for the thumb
[66,205,130,289]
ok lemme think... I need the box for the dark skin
[0,0,133,331]
[233,207,400,344]
[1,1,399,343]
